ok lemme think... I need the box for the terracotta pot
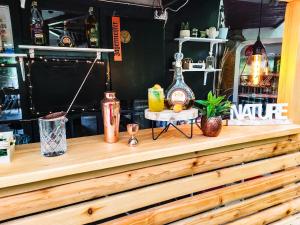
[200,116,222,137]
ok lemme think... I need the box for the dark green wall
[2,0,219,106]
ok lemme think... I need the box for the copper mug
[101,91,120,143]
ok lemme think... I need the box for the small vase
[218,27,229,39]
[200,116,222,137]
[180,30,190,38]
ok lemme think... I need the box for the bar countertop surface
[1,124,300,189]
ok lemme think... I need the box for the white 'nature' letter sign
[228,103,291,126]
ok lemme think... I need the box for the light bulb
[251,54,262,86]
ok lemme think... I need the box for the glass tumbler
[148,88,164,112]
[38,112,67,157]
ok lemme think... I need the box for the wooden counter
[1,124,300,189]
[1,124,300,224]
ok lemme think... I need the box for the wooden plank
[101,167,300,225]
[278,0,300,123]
[0,134,294,198]
[1,138,299,220]
[0,124,300,189]
[170,184,300,225]
[227,199,300,225]
[3,152,300,225]
[270,213,300,225]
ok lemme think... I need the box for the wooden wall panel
[1,131,300,225]
[1,137,299,220]
[270,213,300,225]
[170,184,300,225]
[227,198,300,225]
[3,151,300,225]
[102,168,300,225]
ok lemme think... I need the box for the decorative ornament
[120,30,131,44]
[228,103,291,125]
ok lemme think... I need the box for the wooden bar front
[1,124,300,225]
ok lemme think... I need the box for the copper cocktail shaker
[101,91,120,143]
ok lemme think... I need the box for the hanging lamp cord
[258,0,263,38]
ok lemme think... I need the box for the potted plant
[196,91,231,137]
[218,5,229,39]
[180,22,190,38]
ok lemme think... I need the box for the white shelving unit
[173,37,227,85]
[18,45,114,59]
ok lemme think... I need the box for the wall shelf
[241,73,279,77]
[18,45,114,59]
[0,53,27,58]
[175,37,227,55]
[239,93,278,99]
[169,68,222,73]
[175,37,227,44]
[169,68,222,85]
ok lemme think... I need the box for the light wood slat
[278,0,300,123]
[0,135,294,198]
[1,138,299,221]
[1,124,300,189]
[270,213,300,225]
[227,198,300,225]
[3,152,300,225]
[170,184,300,225]
[101,167,300,225]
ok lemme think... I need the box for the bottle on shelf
[30,0,46,46]
[85,7,99,48]
[276,57,281,74]
[205,53,215,69]
[58,21,75,47]
[165,53,195,110]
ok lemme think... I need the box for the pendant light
[251,0,268,86]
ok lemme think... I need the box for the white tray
[145,108,198,122]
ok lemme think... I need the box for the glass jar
[38,112,67,157]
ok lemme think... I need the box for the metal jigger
[127,123,139,147]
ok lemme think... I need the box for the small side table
[144,108,199,140]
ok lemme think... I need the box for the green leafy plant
[181,22,190,30]
[195,91,231,118]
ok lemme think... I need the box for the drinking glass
[38,112,67,157]
[148,88,164,112]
